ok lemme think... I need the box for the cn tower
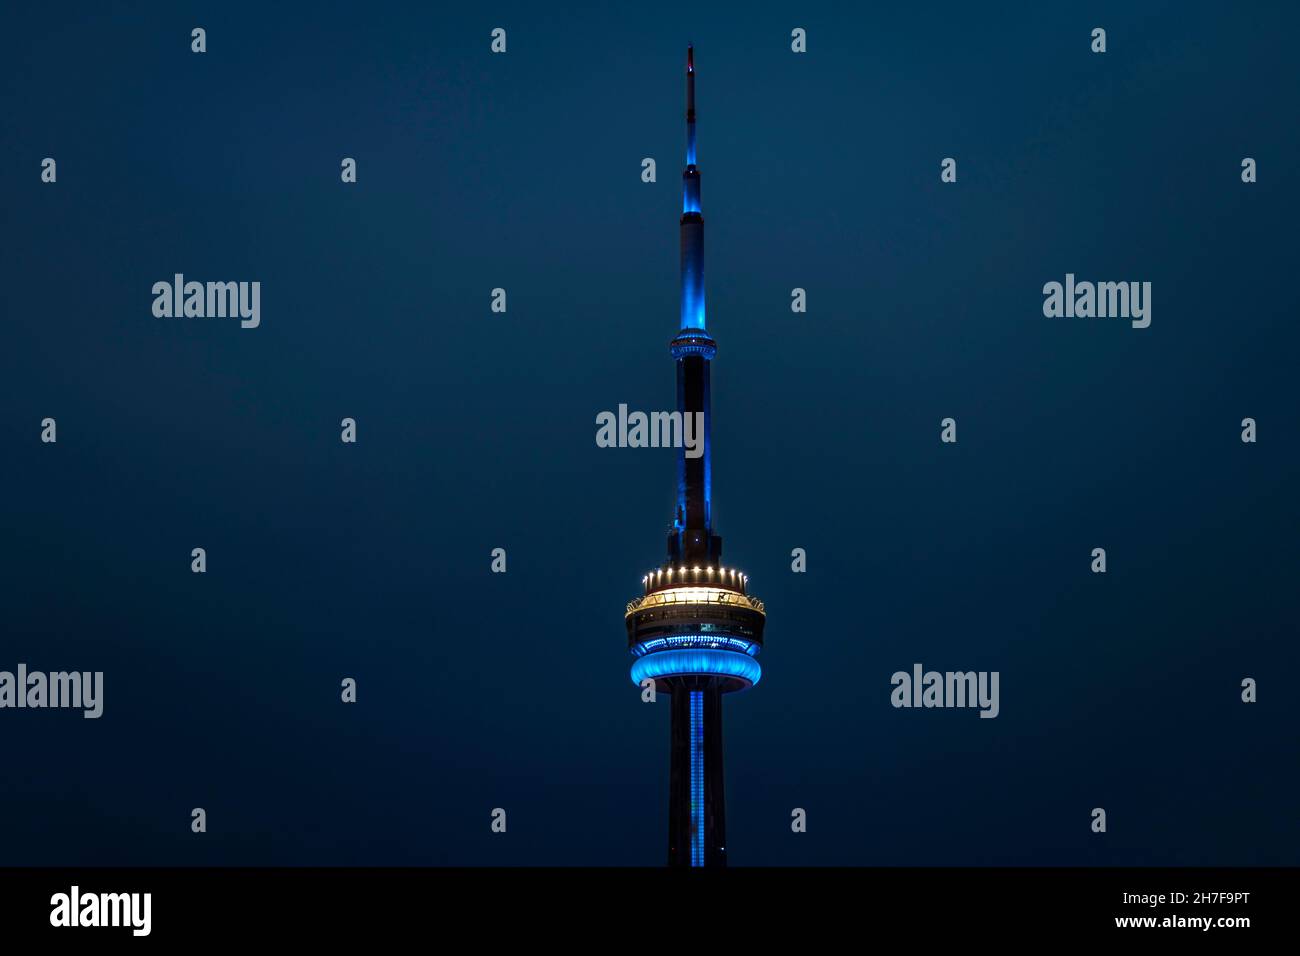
[625,46,767,868]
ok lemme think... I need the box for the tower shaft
[626,45,764,869]
[674,353,712,550]
[668,681,727,866]
[668,46,724,867]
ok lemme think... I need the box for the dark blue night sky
[2,1,1297,865]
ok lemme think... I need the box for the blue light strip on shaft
[690,690,705,867]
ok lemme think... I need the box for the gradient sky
[2,1,1297,865]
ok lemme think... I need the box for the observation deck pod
[626,564,766,693]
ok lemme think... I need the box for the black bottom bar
[0,867,1288,942]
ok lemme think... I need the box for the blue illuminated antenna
[680,43,705,328]
[685,45,698,188]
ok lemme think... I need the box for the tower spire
[672,44,714,548]
[680,46,705,328]
[686,45,697,167]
